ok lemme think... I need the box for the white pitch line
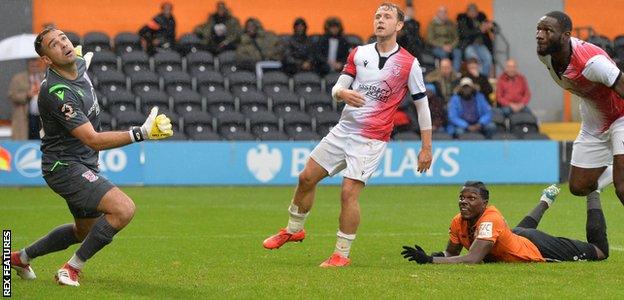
[610,246,624,252]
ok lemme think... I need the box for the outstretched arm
[433,239,493,264]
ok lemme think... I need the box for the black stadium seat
[138,90,170,113]
[172,90,203,114]
[271,91,302,116]
[121,51,150,74]
[282,111,312,136]
[238,91,268,114]
[248,111,279,136]
[186,51,215,75]
[163,71,192,94]
[105,89,136,114]
[206,90,235,114]
[90,50,118,73]
[177,33,205,56]
[293,72,322,95]
[114,32,142,55]
[129,71,160,94]
[227,71,257,95]
[95,70,126,93]
[183,111,213,138]
[216,111,247,136]
[217,50,238,74]
[196,70,226,94]
[510,112,539,137]
[64,31,81,47]
[114,110,145,130]
[153,50,182,74]
[83,31,111,53]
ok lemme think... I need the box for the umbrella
[0,34,38,62]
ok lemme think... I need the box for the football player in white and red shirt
[537,11,624,203]
[263,2,433,267]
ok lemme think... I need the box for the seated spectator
[427,90,448,132]
[398,5,425,59]
[282,18,314,75]
[457,3,494,77]
[139,1,176,55]
[461,58,493,102]
[314,17,350,75]
[427,6,461,70]
[425,58,459,102]
[235,18,283,71]
[447,77,496,139]
[9,58,45,140]
[194,1,241,54]
[496,59,532,117]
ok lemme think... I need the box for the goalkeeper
[9,27,173,287]
[401,181,609,264]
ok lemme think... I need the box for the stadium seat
[510,112,539,136]
[90,50,119,73]
[196,70,226,94]
[262,71,290,92]
[282,111,313,136]
[392,132,420,140]
[121,51,150,74]
[491,132,519,140]
[217,50,238,74]
[177,33,205,56]
[153,50,183,74]
[99,111,113,131]
[83,31,111,53]
[163,71,192,94]
[256,131,290,141]
[324,72,340,93]
[304,93,334,116]
[520,132,550,140]
[95,70,127,93]
[457,132,486,140]
[588,35,614,56]
[614,35,624,61]
[247,111,279,136]
[293,72,322,95]
[227,71,257,95]
[216,111,247,136]
[172,90,203,114]
[271,90,302,116]
[492,108,507,132]
[114,32,142,55]
[291,130,321,141]
[166,130,188,141]
[190,131,222,141]
[206,90,236,114]
[104,89,137,114]
[64,31,81,47]
[238,90,269,114]
[222,131,255,141]
[314,111,341,130]
[419,52,437,74]
[138,90,171,113]
[113,110,145,130]
[186,51,215,75]
[432,131,454,140]
[182,111,213,138]
[129,71,161,94]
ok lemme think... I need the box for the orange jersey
[449,206,545,263]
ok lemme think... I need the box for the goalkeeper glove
[401,244,433,264]
[74,45,93,70]
[129,107,174,142]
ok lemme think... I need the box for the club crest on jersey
[391,65,401,76]
[61,104,77,120]
[81,170,99,182]
[360,80,391,103]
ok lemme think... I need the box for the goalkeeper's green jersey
[38,57,102,174]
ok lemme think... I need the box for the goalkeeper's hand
[401,244,433,264]
[130,107,174,142]
[74,45,93,70]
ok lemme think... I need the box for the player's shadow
[94,277,199,298]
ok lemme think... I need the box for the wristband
[129,126,145,142]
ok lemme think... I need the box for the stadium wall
[0,140,559,186]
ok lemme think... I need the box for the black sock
[516,202,549,229]
[75,216,119,262]
[587,207,608,258]
[24,224,79,260]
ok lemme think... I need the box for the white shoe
[55,263,80,287]
[10,251,36,280]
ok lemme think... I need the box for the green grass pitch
[3,184,624,298]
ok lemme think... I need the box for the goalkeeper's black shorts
[44,163,115,219]
[512,227,598,262]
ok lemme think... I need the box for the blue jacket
[447,92,492,129]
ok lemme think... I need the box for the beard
[537,40,562,56]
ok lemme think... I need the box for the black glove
[401,244,433,264]
[430,251,445,257]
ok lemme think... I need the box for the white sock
[597,165,613,190]
[335,231,356,258]
[286,203,308,234]
[19,249,30,264]
[68,254,85,270]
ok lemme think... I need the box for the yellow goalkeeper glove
[74,45,93,70]
[129,107,174,142]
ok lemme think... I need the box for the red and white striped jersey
[335,43,427,141]
[539,37,624,134]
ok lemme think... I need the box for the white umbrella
[0,34,38,62]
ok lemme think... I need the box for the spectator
[427,90,448,132]
[425,58,459,101]
[447,77,496,139]
[314,17,350,75]
[398,5,425,59]
[461,58,493,102]
[457,3,494,77]
[496,59,532,117]
[194,1,241,54]
[139,1,176,55]
[282,18,314,75]
[427,6,461,71]
[8,58,45,140]
[235,18,283,71]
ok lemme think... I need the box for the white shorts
[571,117,624,168]
[309,127,387,183]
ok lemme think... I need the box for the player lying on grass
[10,27,173,287]
[401,181,609,264]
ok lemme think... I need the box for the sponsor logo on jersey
[477,222,493,238]
[81,170,99,182]
[360,80,392,103]
[61,104,77,120]
[247,144,282,182]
